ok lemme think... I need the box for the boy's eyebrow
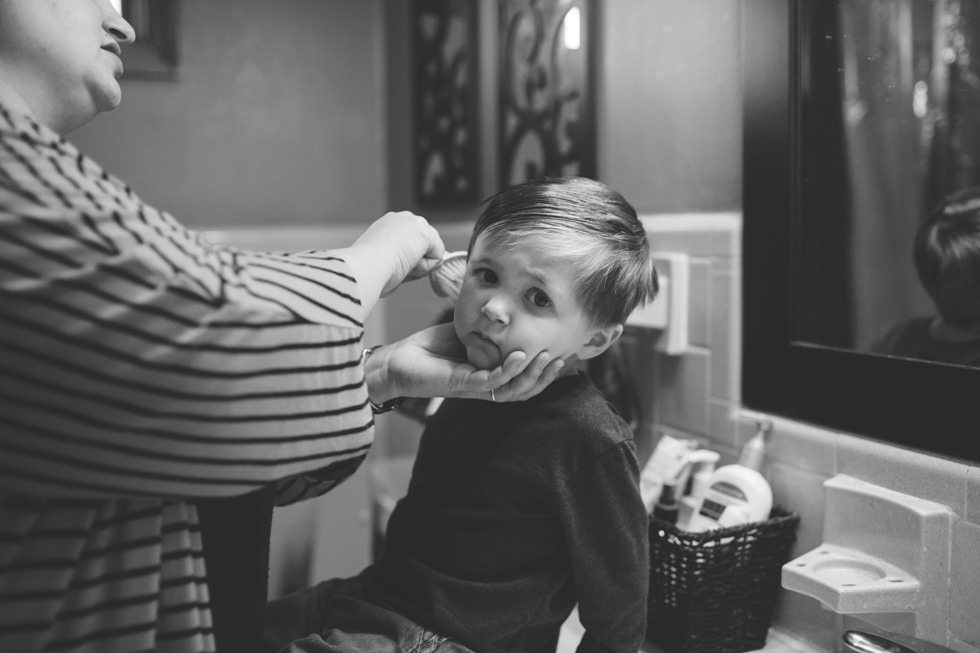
[524,269,552,287]
[472,253,556,289]
[516,264,559,290]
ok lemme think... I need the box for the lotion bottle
[685,464,773,532]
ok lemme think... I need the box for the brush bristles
[430,251,467,300]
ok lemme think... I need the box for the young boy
[265,176,658,653]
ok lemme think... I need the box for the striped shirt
[0,105,374,652]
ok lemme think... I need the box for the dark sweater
[871,316,980,366]
[367,372,649,653]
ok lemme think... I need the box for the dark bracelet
[362,346,402,414]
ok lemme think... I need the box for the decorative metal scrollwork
[413,0,480,206]
[498,0,595,185]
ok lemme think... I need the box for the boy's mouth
[475,331,498,348]
[469,331,502,358]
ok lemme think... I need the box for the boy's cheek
[500,339,545,366]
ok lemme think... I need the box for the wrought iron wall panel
[498,0,596,185]
[413,0,480,206]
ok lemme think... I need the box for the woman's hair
[469,176,658,327]
[915,187,980,326]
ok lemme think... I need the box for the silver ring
[490,388,497,403]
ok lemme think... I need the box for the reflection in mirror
[799,0,980,367]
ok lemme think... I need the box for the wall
[71,0,386,229]
[599,1,741,213]
[383,0,742,218]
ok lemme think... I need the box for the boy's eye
[474,268,497,284]
[528,288,552,309]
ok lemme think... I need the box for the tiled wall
[627,214,980,653]
[622,214,743,464]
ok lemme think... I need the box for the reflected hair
[469,176,658,326]
[915,187,980,326]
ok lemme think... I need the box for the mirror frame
[742,0,978,463]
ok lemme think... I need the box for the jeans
[263,570,477,653]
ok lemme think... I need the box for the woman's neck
[0,83,32,116]
[0,80,69,134]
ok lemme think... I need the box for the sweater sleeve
[562,440,650,653]
[0,107,373,501]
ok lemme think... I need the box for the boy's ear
[576,323,624,361]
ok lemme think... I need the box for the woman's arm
[0,112,390,500]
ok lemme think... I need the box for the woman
[0,2,562,652]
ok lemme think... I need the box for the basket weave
[646,507,800,653]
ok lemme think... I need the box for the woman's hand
[350,211,445,295]
[365,323,565,405]
[338,212,445,316]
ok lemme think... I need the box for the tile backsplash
[629,214,980,653]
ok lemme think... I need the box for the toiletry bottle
[682,419,774,532]
[652,482,679,525]
[676,450,720,530]
[738,418,772,472]
[639,434,697,512]
[685,464,773,532]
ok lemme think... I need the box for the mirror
[743,0,978,462]
[797,0,980,363]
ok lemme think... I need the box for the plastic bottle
[639,434,698,512]
[685,465,773,532]
[738,418,772,472]
[676,450,720,530]
[652,482,679,525]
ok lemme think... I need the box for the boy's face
[453,234,620,370]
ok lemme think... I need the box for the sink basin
[783,544,920,613]
[811,557,886,584]
[780,475,951,642]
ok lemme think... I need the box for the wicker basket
[646,507,800,653]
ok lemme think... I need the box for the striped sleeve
[0,106,374,500]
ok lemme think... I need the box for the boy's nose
[481,298,509,325]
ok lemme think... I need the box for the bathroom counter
[557,608,824,653]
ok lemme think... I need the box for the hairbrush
[429,251,467,301]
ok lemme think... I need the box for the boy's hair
[915,186,980,326]
[469,176,658,326]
